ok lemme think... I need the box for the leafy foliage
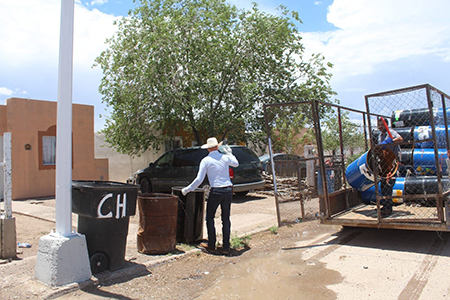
[230,234,251,249]
[95,0,335,155]
[321,110,366,154]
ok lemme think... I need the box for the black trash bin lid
[171,186,205,192]
[72,180,137,191]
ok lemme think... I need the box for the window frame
[38,125,73,170]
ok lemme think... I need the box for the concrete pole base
[35,232,92,287]
[0,217,17,259]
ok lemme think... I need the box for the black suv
[127,145,264,196]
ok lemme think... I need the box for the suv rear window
[173,148,208,167]
[232,147,259,164]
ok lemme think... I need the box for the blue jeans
[206,186,232,250]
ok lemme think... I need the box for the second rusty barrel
[137,193,178,254]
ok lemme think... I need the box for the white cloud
[301,0,450,78]
[91,0,108,5]
[340,87,366,93]
[73,5,119,67]
[0,87,13,96]
[0,0,60,68]
[0,0,118,69]
[0,0,120,131]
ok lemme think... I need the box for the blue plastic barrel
[361,177,405,205]
[392,108,450,128]
[346,151,374,191]
[412,148,448,175]
[414,125,450,149]
[403,176,450,195]
[345,148,398,191]
[317,169,335,195]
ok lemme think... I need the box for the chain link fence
[260,160,319,225]
[366,84,450,221]
[265,84,450,228]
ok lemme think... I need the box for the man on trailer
[377,118,403,217]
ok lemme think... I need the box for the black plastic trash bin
[172,187,205,244]
[72,180,138,274]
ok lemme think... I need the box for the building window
[38,125,57,170]
[38,125,73,170]
[42,136,56,165]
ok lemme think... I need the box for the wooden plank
[322,218,448,232]
[327,189,362,216]
[333,204,439,221]
[321,202,449,231]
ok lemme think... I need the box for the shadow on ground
[281,226,450,258]
[232,194,268,203]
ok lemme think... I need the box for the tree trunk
[192,127,202,146]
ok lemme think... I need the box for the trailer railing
[264,84,450,231]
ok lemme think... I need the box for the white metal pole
[268,137,278,195]
[3,133,12,219]
[267,137,281,226]
[55,0,75,236]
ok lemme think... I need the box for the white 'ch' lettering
[97,193,113,219]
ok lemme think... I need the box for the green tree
[321,110,366,154]
[95,0,335,156]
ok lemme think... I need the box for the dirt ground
[53,222,450,300]
[57,220,337,300]
[13,213,55,259]
[8,191,317,263]
[4,192,450,299]
[1,193,327,300]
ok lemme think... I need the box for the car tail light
[229,168,234,179]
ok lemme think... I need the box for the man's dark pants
[205,186,232,250]
[381,178,395,212]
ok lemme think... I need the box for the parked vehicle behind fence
[127,145,264,196]
[259,153,306,178]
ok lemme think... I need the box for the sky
[1,0,450,132]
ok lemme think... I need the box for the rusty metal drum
[137,193,178,254]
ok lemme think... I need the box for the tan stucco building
[94,132,164,183]
[0,97,108,200]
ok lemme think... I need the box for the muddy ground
[4,193,450,299]
[50,220,450,300]
[57,220,339,300]
[2,209,332,300]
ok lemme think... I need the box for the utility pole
[35,0,91,286]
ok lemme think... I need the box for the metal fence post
[1,133,12,219]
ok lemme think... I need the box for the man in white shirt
[182,137,239,254]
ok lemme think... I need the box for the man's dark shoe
[199,242,217,254]
[381,206,393,217]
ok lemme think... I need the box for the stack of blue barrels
[346,107,450,205]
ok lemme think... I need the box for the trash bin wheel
[90,252,108,274]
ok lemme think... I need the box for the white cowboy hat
[201,137,219,149]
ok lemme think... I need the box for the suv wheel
[139,178,152,194]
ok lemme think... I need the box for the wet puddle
[196,246,343,299]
